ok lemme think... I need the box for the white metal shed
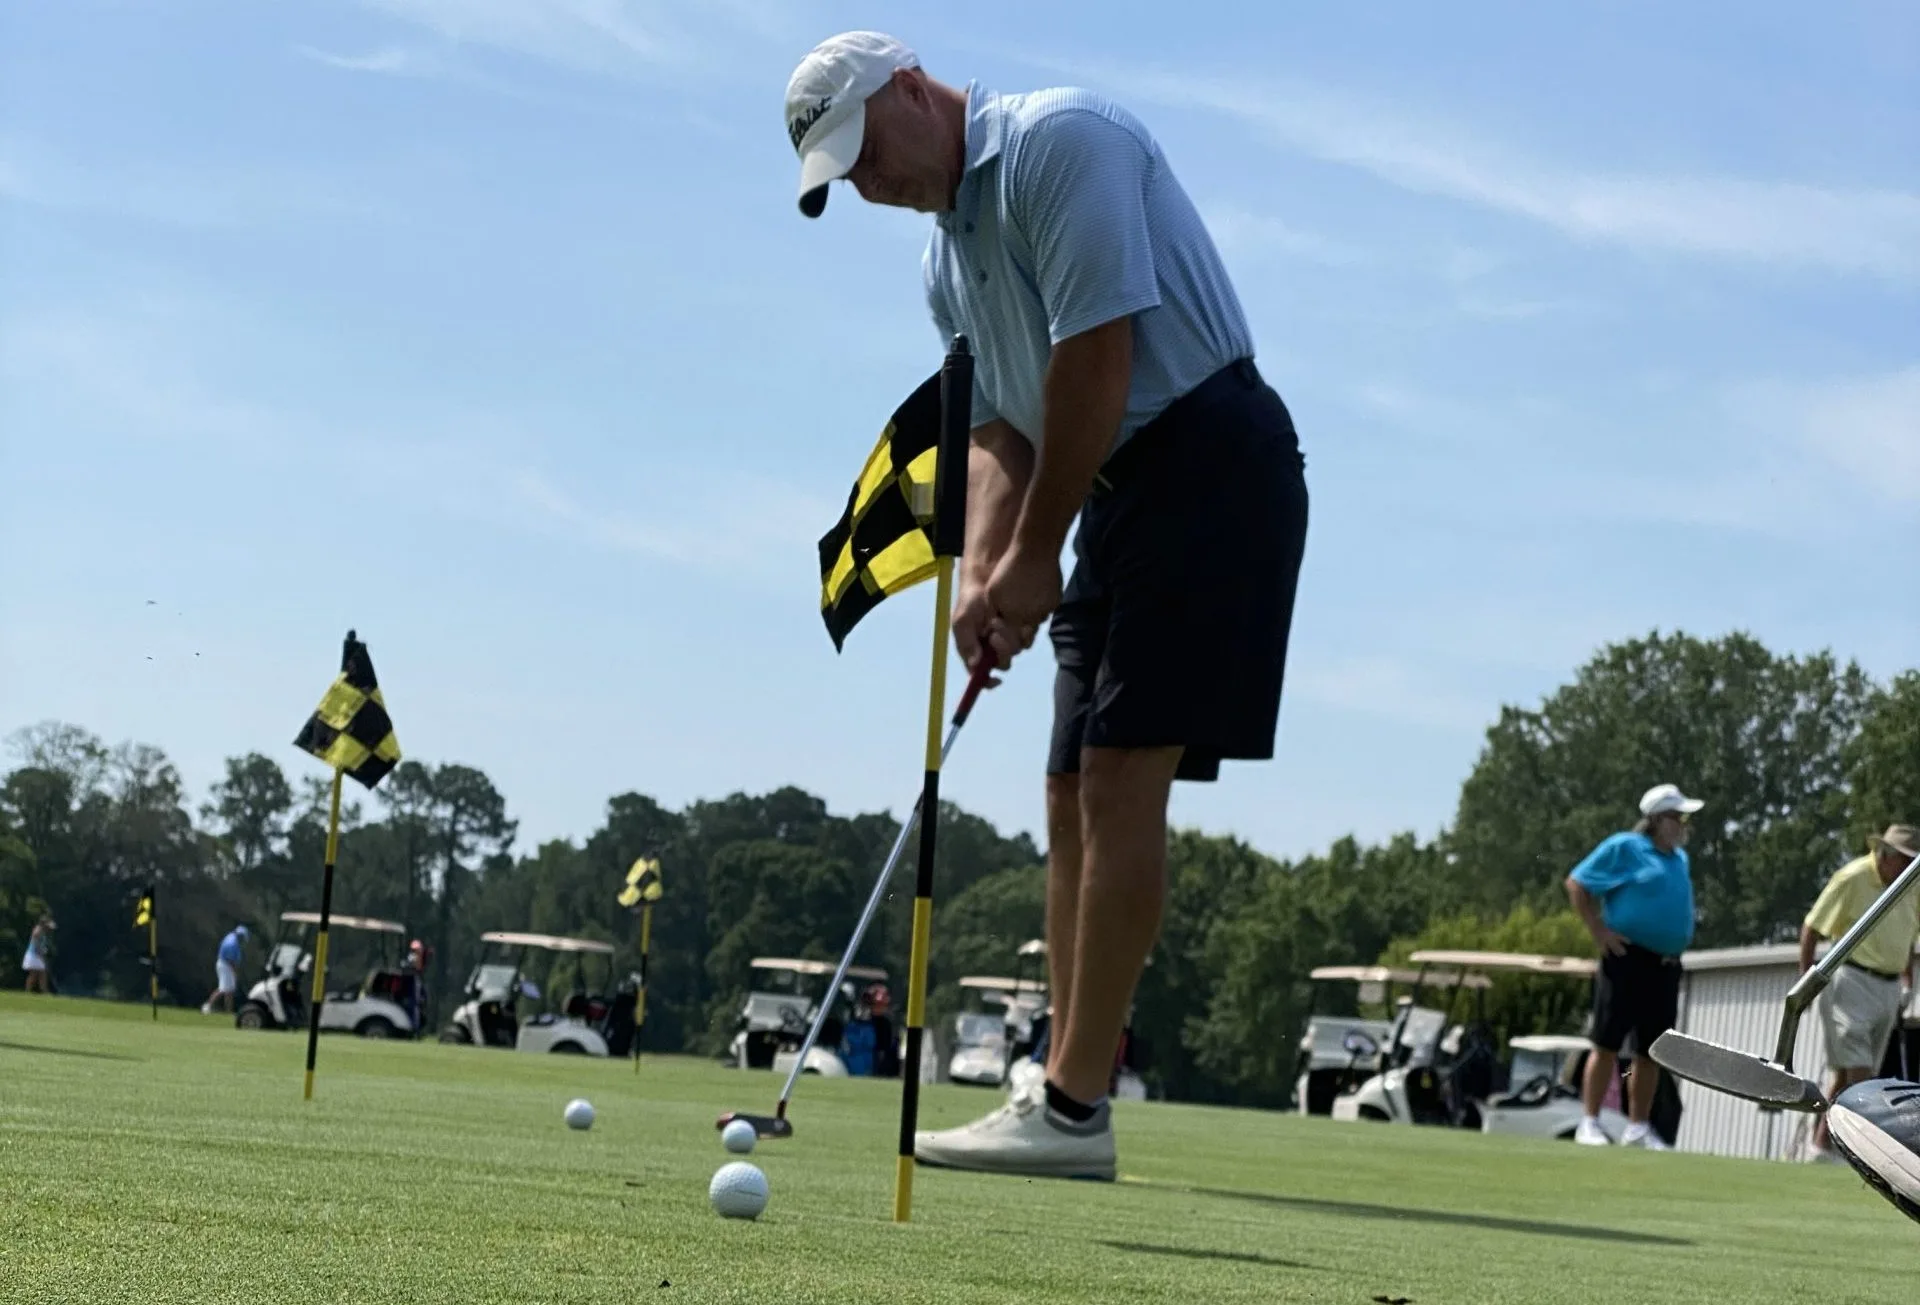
[1671,940,1919,1161]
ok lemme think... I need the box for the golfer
[1564,783,1702,1150]
[201,924,249,1015]
[20,913,53,993]
[1800,824,1920,1161]
[786,32,1309,1181]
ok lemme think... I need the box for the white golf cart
[993,939,1150,1101]
[440,931,631,1056]
[726,957,891,1078]
[948,973,1048,1087]
[1329,949,1631,1142]
[235,910,423,1039]
[1294,965,1488,1116]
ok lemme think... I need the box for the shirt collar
[939,82,1003,231]
[963,81,1006,170]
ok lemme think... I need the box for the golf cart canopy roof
[481,931,615,955]
[749,957,888,981]
[1509,1034,1594,1053]
[281,911,404,934]
[1017,939,1046,957]
[958,975,1046,992]
[1309,964,1492,990]
[1409,949,1597,978]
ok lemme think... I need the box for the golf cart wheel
[550,1042,585,1054]
[439,1024,472,1045]
[235,1004,269,1031]
[356,1017,397,1039]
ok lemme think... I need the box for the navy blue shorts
[1045,359,1308,783]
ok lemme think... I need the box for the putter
[717,657,996,1140]
[1653,846,1920,1111]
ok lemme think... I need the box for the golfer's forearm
[1799,926,1818,974]
[1015,318,1132,557]
[961,421,1031,586]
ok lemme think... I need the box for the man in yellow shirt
[1801,824,1920,1160]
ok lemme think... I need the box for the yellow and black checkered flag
[818,370,943,650]
[293,629,401,789]
[133,892,152,929]
[618,857,663,908]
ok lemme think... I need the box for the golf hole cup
[709,1162,768,1219]
[564,1098,595,1130]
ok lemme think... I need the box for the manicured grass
[1,991,1907,1303]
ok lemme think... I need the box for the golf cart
[726,957,891,1078]
[1330,949,1634,1141]
[235,911,423,1039]
[439,931,635,1056]
[1294,965,1488,1116]
[948,973,1049,1087]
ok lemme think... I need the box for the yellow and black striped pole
[134,886,157,1020]
[893,334,973,1223]
[146,885,158,1020]
[633,901,652,1074]
[302,769,344,1101]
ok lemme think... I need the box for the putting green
[1,991,1906,1303]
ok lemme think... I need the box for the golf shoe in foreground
[1827,1078,1920,1225]
[913,1082,1116,1181]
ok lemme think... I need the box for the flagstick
[303,769,344,1101]
[892,334,972,1224]
[147,882,158,1022]
[634,902,652,1074]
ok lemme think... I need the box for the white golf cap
[785,31,919,218]
[1639,783,1705,817]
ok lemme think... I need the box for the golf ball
[709,1161,769,1220]
[564,1098,595,1130]
[721,1119,757,1154]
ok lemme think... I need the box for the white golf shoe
[913,1082,1116,1182]
[1574,1118,1612,1146]
[1621,1123,1671,1151]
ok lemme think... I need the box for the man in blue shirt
[1565,783,1702,1149]
[201,924,249,1015]
[787,32,1310,1182]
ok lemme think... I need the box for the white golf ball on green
[564,1098,595,1130]
[721,1118,757,1154]
[709,1161,768,1219]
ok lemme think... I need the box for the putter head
[715,1110,793,1139]
[1650,1030,1827,1112]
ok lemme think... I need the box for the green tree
[1846,670,1920,842]
[1449,631,1876,947]
[1376,904,1599,1050]
[1186,833,1448,1104]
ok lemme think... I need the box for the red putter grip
[950,658,996,727]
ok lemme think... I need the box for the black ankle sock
[1044,1079,1098,1122]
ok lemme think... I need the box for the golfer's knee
[1078,746,1182,811]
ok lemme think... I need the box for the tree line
[3,630,1914,1107]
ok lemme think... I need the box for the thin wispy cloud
[1734,365,1920,506]
[509,468,835,578]
[1199,202,1365,266]
[297,44,445,78]
[1293,655,1489,732]
[1020,55,1920,283]
[0,137,388,230]
[358,0,685,74]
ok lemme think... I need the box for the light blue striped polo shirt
[923,82,1254,457]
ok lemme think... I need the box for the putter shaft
[771,661,992,1109]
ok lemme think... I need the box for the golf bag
[601,978,640,1057]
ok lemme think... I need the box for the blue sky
[3,1,1915,866]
